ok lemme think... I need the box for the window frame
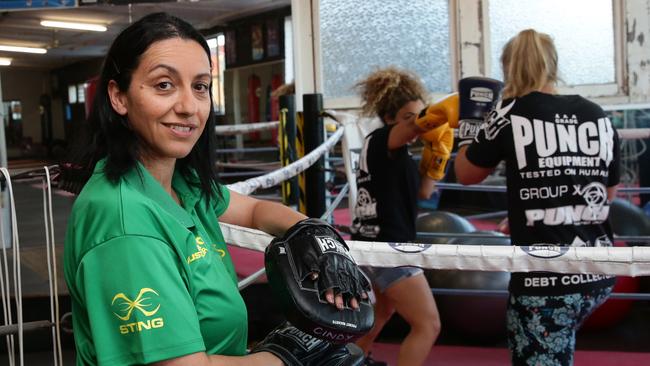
[469,0,627,103]
[294,0,628,110]
[311,0,459,109]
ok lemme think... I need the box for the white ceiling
[0,0,291,69]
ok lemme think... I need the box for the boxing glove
[251,322,365,366]
[456,77,503,147]
[419,123,454,180]
[415,93,459,131]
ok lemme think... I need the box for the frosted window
[489,0,615,86]
[285,16,294,84]
[319,0,450,99]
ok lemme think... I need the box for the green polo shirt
[64,159,248,365]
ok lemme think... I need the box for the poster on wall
[266,19,280,58]
[225,30,237,66]
[251,24,264,61]
[0,0,76,9]
[80,0,173,4]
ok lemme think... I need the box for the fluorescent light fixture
[0,58,11,66]
[41,20,107,32]
[0,45,47,54]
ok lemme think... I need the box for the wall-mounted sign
[251,24,264,61]
[225,30,237,67]
[0,0,76,9]
[266,19,280,58]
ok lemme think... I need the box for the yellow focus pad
[415,93,460,130]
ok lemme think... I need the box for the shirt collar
[95,159,195,228]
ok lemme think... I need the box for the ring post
[302,94,326,218]
[296,112,306,214]
[0,78,9,249]
[279,94,298,206]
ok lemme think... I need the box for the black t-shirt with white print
[466,91,619,295]
[351,124,419,242]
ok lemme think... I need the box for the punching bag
[84,77,99,118]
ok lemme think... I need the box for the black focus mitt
[265,218,373,344]
[251,321,365,366]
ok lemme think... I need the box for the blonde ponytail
[500,29,558,99]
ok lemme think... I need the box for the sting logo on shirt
[111,288,165,334]
[187,235,209,264]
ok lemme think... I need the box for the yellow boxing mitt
[415,93,460,130]
[419,123,454,180]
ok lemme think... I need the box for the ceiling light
[0,58,11,66]
[40,20,107,32]
[0,45,47,54]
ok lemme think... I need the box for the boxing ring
[215,112,650,277]
[0,111,649,365]
[214,111,650,364]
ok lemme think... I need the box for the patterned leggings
[506,286,613,366]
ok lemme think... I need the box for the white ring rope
[213,109,352,137]
[221,222,650,277]
[226,125,344,195]
[215,120,649,140]
[237,182,351,290]
[43,168,63,366]
[434,182,650,194]
[0,179,15,366]
[0,168,23,366]
[618,128,650,140]
[217,161,280,170]
[214,121,279,136]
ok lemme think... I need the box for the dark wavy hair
[65,12,221,201]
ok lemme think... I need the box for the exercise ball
[583,199,647,331]
[426,231,511,343]
[582,274,639,331]
[415,211,475,245]
[609,198,650,238]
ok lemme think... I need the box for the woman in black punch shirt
[455,29,620,366]
[351,67,444,366]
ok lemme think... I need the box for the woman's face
[109,37,211,165]
[385,99,425,126]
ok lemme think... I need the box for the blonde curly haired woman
[351,67,447,366]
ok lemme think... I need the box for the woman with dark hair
[455,29,620,366]
[63,12,367,366]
